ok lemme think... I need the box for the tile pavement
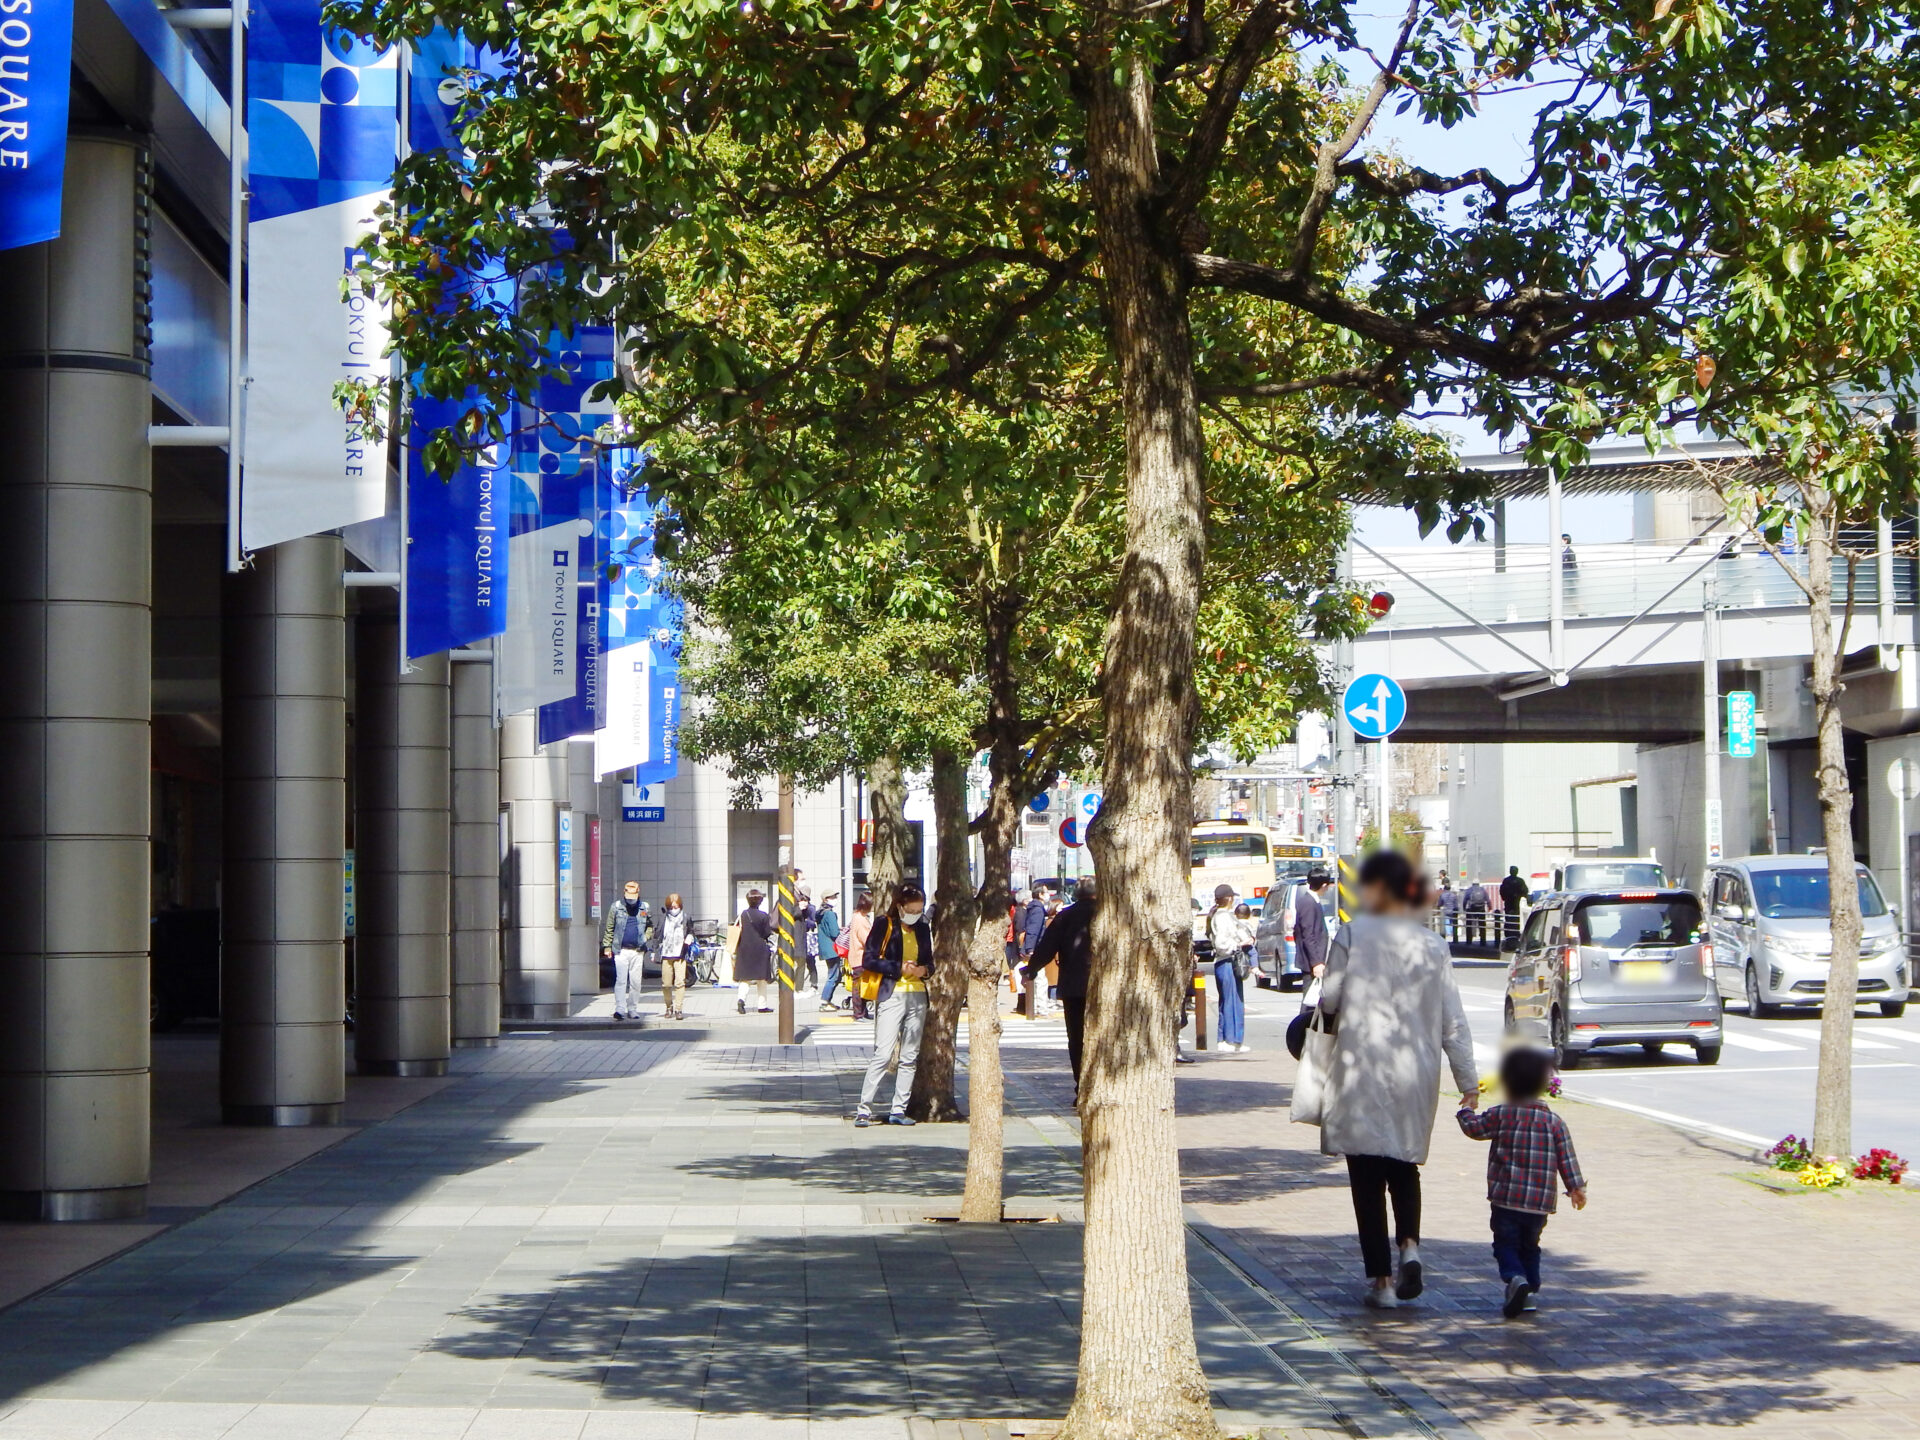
[0,1013,1458,1440]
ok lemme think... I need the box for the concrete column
[501,714,569,1018]
[0,136,154,1220]
[354,619,451,1075]
[568,740,601,1004]
[450,657,500,1045]
[221,535,347,1125]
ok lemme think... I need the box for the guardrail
[1358,543,1914,630]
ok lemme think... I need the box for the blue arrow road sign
[1342,673,1407,739]
[1079,791,1103,820]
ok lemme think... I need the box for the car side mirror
[1499,935,1519,954]
[1715,903,1745,922]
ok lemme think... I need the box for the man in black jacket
[1293,869,1333,990]
[1028,878,1096,1095]
[1499,866,1530,941]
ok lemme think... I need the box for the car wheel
[1882,1000,1907,1019]
[1746,964,1775,1019]
[1695,1043,1722,1066]
[1549,1008,1572,1070]
[1503,998,1517,1035]
[1641,1041,1664,1057]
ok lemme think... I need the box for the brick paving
[1010,1020,1920,1440]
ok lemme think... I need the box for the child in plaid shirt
[1458,1047,1587,1317]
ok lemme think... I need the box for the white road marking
[1568,1062,1913,1077]
[1847,1034,1897,1050]
[1856,1026,1920,1044]
[1717,1031,1804,1052]
[1556,1092,1773,1147]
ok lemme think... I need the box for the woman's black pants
[1346,1154,1421,1278]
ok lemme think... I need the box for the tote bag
[1289,1005,1337,1126]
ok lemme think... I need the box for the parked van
[1705,855,1909,1018]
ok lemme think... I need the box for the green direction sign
[1727,691,1757,759]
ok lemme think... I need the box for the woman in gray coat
[1318,850,1479,1309]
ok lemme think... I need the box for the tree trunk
[867,753,909,915]
[1808,496,1863,1159]
[911,748,973,1123]
[957,593,1027,1222]
[1063,45,1219,1440]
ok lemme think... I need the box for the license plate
[1619,960,1667,984]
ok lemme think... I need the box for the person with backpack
[1462,878,1491,945]
[816,891,846,1011]
[853,884,936,1127]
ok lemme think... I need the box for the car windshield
[1192,833,1268,862]
[1565,862,1665,889]
[1749,868,1889,919]
[1571,898,1703,949]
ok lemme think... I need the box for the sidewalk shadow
[426,1228,1085,1418]
[1239,1229,1920,1429]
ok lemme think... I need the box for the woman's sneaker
[1503,1276,1534,1318]
[1363,1285,1399,1310]
[1396,1243,1424,1301]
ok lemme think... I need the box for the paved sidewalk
[1007,1017,1920,1440]
[0,1006,1458,1440]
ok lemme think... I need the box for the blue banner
[595,451,681,781]
[404,30,512,659]
[242,4,398,549]
[0,0,74,250]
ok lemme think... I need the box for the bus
[1188,821,1331,906]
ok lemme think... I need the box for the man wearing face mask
[853,883,937,1128]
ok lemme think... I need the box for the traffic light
[1367,591,1394,618]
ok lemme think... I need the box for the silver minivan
[1706,855,1909,1018]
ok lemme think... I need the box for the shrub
[1796,1160,1851,1189]
[1767,1135,1814,1172]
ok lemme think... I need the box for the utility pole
[776,775,797,1045]
[1334,530,1357,855]
[1702,578,1723,888]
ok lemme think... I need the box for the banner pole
[227,4,246,571]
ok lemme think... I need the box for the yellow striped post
[774,873,799,1044]
[1337,855,1358,926]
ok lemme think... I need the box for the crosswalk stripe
[1856,1027,1920,1045]
[1717,1031,1804,1052]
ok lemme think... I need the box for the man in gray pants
[854,884,937,1127]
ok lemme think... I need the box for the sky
[1324,12,1639,546]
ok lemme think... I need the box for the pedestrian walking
[853,883,936,1127]
[601,881,652,1021]
[1457,1047,1588,1317]
[845,892,876,1020]
[1028,876,1096,1097]
[656,893,690,1020]
[1462,877,1491,945]
[1294,867,1334,992]
[1018,887,1048,970]
[1499,866,1530,941]
[1437,879,1461,940]
[816,891,846,1010]
[1314,850,1478,1309]
[733,889,776,1014]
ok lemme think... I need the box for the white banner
[242,16,397,551]
[595,646,652,777]
[494,522,578,722]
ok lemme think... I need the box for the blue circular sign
[1028,794,1050,814]
[1341,673,1407,739]
[1059,817,1082,848]
[1078,791,1102,820]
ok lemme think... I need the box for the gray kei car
[1503,887,1723,1067]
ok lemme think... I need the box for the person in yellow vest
[853,883,936,1128]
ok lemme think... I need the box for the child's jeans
[1490,1205,1548,1289]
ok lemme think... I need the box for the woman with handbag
[732,889,776,1014]
[1204,885,1249,1052]
[853,884,936,1127]
[1307,850,1477,1309]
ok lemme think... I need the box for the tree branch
[1164,0,1287,230]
